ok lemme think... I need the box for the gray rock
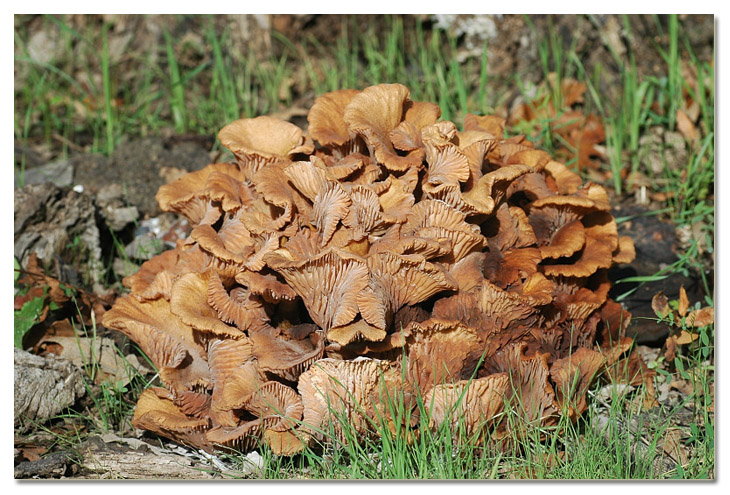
[95,183,140,231]
[105,206,139,231]
[15,159,73,188]
[124,232,165,261]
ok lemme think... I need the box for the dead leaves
[15,253,115,350]
[652,286,714,362]
[13,253,150,390]
[509,75,606,172]
[676,109,697,142]
[37,336,148,387]
[652,286,714,328]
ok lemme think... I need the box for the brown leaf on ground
[669,379,698,397]
[659,427,689,466]
[673,330,698,346]
[677,286,689,317]
[651,291,671,319]
[14,442,48,463]
[16,252,117,350]
[37,336,149,386]
[664,336,678,362]
[676,109,696,142]
[686,306,714,327]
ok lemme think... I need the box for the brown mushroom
[298,358,402,443]
[343,83,426,172]
[218,116,314,177]
[105,82,641,456]
[133,387,211,451]
[424,373,510,438]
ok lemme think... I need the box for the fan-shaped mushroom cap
[549,348,605,421]
[207,338,256,426]
[133,388,210,451]
[463,114,506,138]
[552,274,612,322]
[359,251,457,331]
[308,89,361,147]
[207,271,267,330]
[206,418,276,453]
[298,358,402,442]
[504,149,552,171]
[218,116,314,176]
[327,318,387,346]
[424,373,510,436]
[269,249,368,332]
[342,185,382,241]
[312,181,351,246]
[156,163,246,225]
[402,200,485,263]
[283,158,329,203]
[460,164,532,216]
[544,160,582,194]
[484,343,558,427]
[123,248,178,301]
[422,142,470,194]
[240,381,303,434]
[343,83,424,172]
[612,236,636,264]
[404,319,482,394]
[530,182,611,212]
[101,296,210,394]
[377,175,416,224]
[447,251,487,292]
[190,221,252,266]
[170,271,244,339]
[485,203,538,253]
[174,391,212,419]
[539,219,586,260]
[235,269,297,303]
[249,323,325,382]
[542,211,618,278]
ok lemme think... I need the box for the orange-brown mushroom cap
[218,116,314,176]
[343,83,425,172]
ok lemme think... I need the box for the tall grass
[216,364,710,480]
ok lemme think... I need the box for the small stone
[104,206,139,231]
[124,233,165,261]
[15,159,73,188]
[96,183,125,203]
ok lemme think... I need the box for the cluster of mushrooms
[103,83,643,455]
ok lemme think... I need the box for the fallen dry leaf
[673,330,698,346]
[38,336,149,386]
[659,427,689,466]
[664,336,678,362]
[14,443,48,463]
[669,379,697,397]
[676,109,696,142]
[686,307,714,327]
[652,291,671,319]
[678,286,689,317]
